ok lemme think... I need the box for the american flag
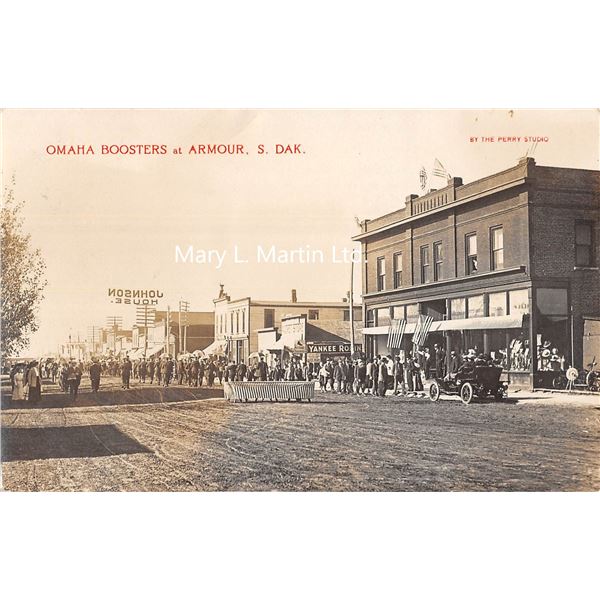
[387,319,406,350]
[412,314,434,348]
[419,166,428,190]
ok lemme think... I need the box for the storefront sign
[306,342,362,354]
[108,288,164,305]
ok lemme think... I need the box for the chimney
[291,289,297,303]
[406,194,419,216]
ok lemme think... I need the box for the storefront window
[509,335,531,372]
[509,289,529,316]
[467,295,484,318]
[488,292,507,317]
[488,330,508,369]
[536,288,569,371]
[376,307,391,327]
[450,298,466,320]
[406,304,419,324]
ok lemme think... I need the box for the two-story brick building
[353,157,599,388]
[207,286,361,363]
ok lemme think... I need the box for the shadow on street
[1,424,152,461]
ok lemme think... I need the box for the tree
[1,181,47,357]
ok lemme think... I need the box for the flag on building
[387,318,407,349]
[432,158,451,182]
[419,166,428,190]
[412,314,434,348]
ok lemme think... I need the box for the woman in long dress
[12,368,25,400]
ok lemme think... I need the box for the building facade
[131,310,214,358]
[211,286,361,363]
[353,157,600,388]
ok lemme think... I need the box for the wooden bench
[224,381,315,403]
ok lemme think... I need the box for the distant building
[353,157,600,388]
[131,310,214,359]
[258,314,363,365]
[209,286,361,363]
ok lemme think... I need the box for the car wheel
[429,382,441,402]
[460,382,474,405]
[494,389,504,401]
[586,371,598,392]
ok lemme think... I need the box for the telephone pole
[179,300,190,353]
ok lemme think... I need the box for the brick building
[209,286,361,362]
[353,157,599,388]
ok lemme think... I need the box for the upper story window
[229,312,234,333]
[575,221,594,267]
[466,233,478,275]
[433,242,443,281]
[241,309,245,333]
[376,256,386,291]
[308,309,319,320]
[393,252,403,288]
[264,308,275,329]
[490,226,504,270]
[235,310,240,334]
[420,245,430,284]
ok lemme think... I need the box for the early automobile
[429,365,507,405]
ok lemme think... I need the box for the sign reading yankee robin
[108,288,164,305]
[306,342,362,354]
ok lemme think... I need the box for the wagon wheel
[586,371,599,392]
[460,382,474,405]
[429,382,441,402]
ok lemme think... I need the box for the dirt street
[2,377,599,491]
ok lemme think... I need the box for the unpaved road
[2,378,599,491]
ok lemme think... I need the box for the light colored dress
[13,371,25,400]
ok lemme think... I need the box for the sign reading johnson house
[306,342,362,354]
[108,288,164,305]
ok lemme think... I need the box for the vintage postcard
[1,109,599,491]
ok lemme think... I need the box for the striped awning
[202,339,228,355]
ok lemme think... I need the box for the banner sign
[108,288,163,305]
[306,342,362,354]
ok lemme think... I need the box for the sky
[2,109,598,356]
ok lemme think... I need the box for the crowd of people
[8,344,504,401]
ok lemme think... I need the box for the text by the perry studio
[175,245,362,269]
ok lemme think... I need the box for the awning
[362,314,524,335]
[202,339,228,355]
[434,314,524,331]
[145,344,166,358]
[263,338,285,351]
[361,323,416,335]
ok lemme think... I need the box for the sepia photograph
[1,109,599,492]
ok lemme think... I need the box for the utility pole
[135,306,155,358]
[178,300,182,357]
[106,316,123,354]
[179,300,190,353]
[350,259,355,357]
[165,305,171,356]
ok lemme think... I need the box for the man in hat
[448,350,460,376]
[433,343,446,379]
[121,356,132,389]
[89,357,101,392]
[256,356,268,381]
